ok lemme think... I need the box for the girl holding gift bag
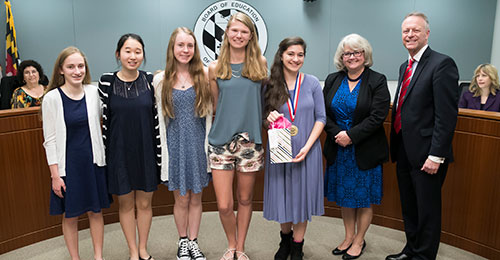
[262,37,326,260]
[153,27,212,260]
[42,47,111,260]
[207,12,267,260]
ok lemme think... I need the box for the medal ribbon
[286,72,302,122]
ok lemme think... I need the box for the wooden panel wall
[1,107,499,259]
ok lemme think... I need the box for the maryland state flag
[4,0,19,76]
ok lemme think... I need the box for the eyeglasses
[342,51,364,58]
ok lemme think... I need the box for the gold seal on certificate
[290,125,298,136]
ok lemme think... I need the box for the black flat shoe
[332,244,352,255]
[342,241,366,260]
[139,256,153,260]
[385,252,410,260]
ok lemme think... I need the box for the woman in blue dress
[42,47,110,260]
[323,34,390,259]
[153,27,212,260]
[263,37,326,260]
[98,34,161,260]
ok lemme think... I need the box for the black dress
[49,88,111,218]
[106,72,159,195]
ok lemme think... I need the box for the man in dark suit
[386,12,459,260]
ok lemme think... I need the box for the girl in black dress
[98,34,160,260]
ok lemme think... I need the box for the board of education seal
[193,0,268,66]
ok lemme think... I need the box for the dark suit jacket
[0,75,49,109]
[390,47,459,168]
[0,76,19,109]
[458,90,500,112]
[323,68,390,170]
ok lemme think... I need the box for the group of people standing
[41,11,461,260]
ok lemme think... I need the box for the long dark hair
[263,37,306,117]
[115,33,146,64]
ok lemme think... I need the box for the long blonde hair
[161,27,211,118]
[469,64,499,97]
[46,46,91,93]
[215,12,267,81]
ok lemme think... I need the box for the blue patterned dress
[324,78,382,208]
[166,87,209,196]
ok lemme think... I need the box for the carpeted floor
[0,212,485,260]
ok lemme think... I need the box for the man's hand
[421,159,440,174]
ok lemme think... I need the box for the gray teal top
[208,63,263,146]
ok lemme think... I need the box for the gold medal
[290,125,298,136]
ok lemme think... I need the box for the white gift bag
[268,127,292,163]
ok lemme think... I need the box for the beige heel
[235,251,249,260]
[221,248,236,260]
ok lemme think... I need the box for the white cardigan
[153,71,212,182]
[42,85,106,177]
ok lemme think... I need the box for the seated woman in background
[459,63,500,112]
[11,60,47,108]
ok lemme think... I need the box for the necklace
[118,71,139,91]
[347,72,363,82]
[124,81,135,91]
[177,72,189,89]
[231,67,242,78]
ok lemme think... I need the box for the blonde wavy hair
[215,12,267,81]
[469,64,499,97]
[161,27,211,118]
[46,46,91,93]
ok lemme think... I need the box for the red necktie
[394,58,414,134]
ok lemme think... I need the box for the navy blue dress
[324,78,383,208]
[166,87,209,196]
[107,74,159,195]
[49,88,111,218]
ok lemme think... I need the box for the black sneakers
[188,238,206,260]
[177,238,191,260]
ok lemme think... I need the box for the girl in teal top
[207,12,267,260]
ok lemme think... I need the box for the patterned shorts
[208,132,264,172]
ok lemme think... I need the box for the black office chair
[459,82,470,97]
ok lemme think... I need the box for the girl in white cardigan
[42,47,110,260]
